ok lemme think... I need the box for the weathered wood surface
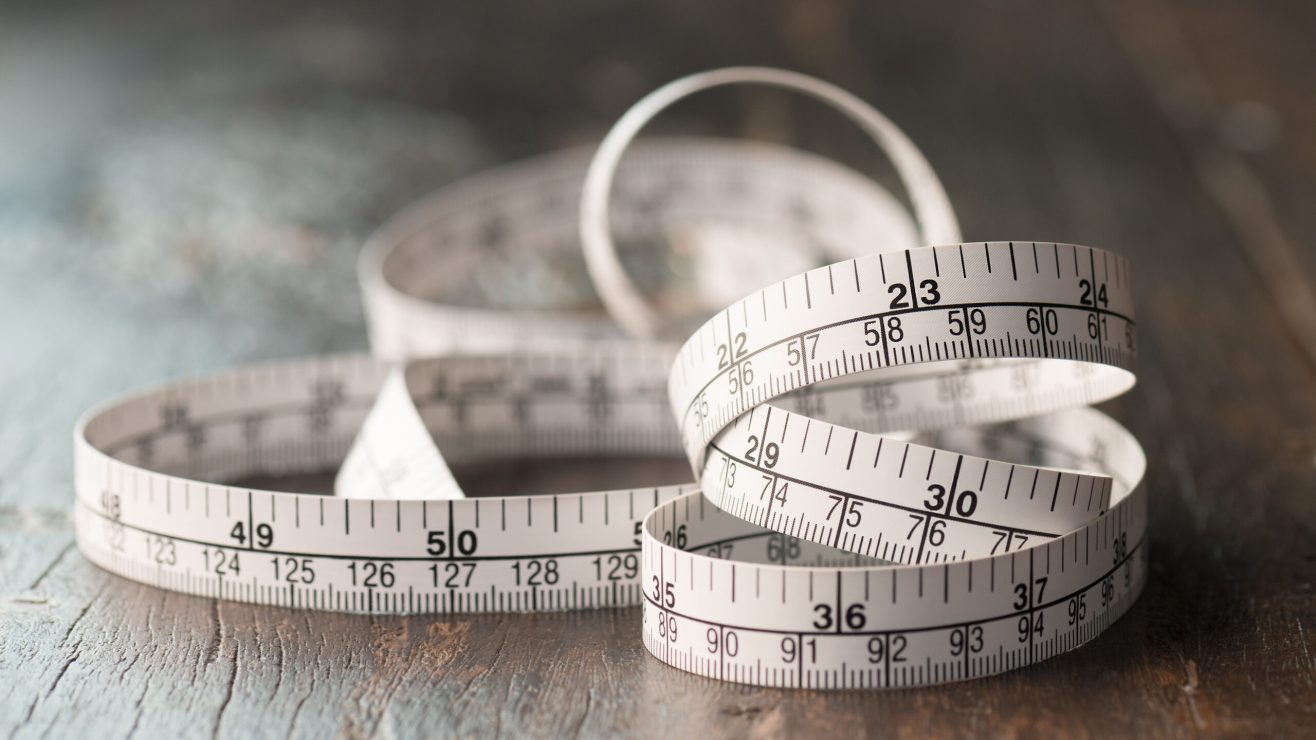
[2,0,1315,736]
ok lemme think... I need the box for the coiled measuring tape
[73,68,1146,689]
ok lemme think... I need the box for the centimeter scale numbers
[79,468,880,613]
[80,485,678,613]
[641,238,1146,688]
[642,528,1146,689]
[642,407,1147,689]
[673,242,1135,463]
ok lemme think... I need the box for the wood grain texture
[2,0,1314,737]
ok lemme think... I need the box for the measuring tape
[73,68,1146,688]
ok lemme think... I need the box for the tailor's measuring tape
[73,67,1146,689]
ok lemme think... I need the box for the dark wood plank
[2,0,1314,737]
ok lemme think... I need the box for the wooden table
[2,1,1313,736]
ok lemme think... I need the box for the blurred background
[2,1,1315,734]
[4,0,1314,542]
[5,0,1312,483]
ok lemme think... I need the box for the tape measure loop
[580,66,962,340]
[72,71,1146,690]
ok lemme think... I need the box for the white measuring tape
[73,68,1145,688]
